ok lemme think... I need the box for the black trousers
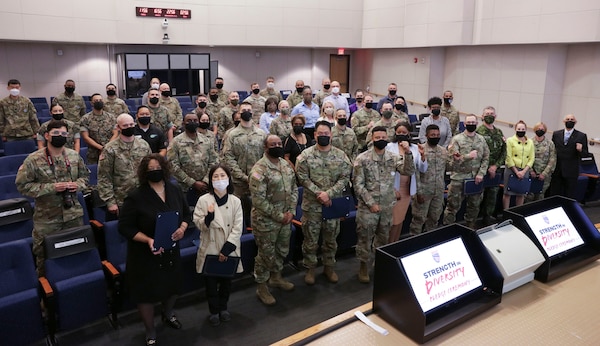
[550,173,578,200]
[204,276,232,314]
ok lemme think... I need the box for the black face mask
[337,118,347,126]
[427,137,441,146]
[323,84,331,90]
[268,147,285,158]
[565,121,575,129]
[394,104,405,111]
[50,135,67,148]
[121,127,135,137]
[395,134,409,143]
[185,122,199,133]
[198,122,210,129]
[198,101,207,108]
[252,88,260,94]
[293,125,303,135]
[161,90,171,97]
[535,129,545,137]
[138,117,151,125]
[373,139,388,150]
[234,120,241,127]
[516,131,526,138]
[107,90,116,96]
[365,102,374,109]
[431,109,441,116]
[216,83,224,89]
[149,97,159,105]
[52,113,64,120]
[64,87,75,94]
[146,169,164,183]
[241,111,253,122]
[209,94,218,102]
[389,90,397,96]
[93,101,104,110]
[465,124,477,133]
[356,98,363,102]
[317,135,330,146]
[296,87,304,93]
[443,97,452,104]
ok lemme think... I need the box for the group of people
[4,76,589,346]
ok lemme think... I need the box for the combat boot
[323,266,338,283]
[358,261,370,283]
[256,283,276,305]
[268,271,294,291]
[304,268,315,285]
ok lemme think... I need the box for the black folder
[154,211,179,250]
[322,196,354,220]
[506,174,531,194]
[202,255,240,278]
[463,179,483,195]
[529,178,544,194]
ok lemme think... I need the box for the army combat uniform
[527,137,557,202]
[350,108,381,150]
[0,95,39,140]
[103,97,128,116]
[147,104,175,136]
[79,111,117,164]
[285,91,303,109]
[243,95,267,124]
[167,131,219,193]
[269,116,292,141]
[52,92,86,123]
[331,125,359,163]
[442,104,460,136]
[476,124,506,220]
[159,97,183,129]
[37,119,80,150]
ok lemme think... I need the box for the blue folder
[154,211,179,250]
[506,174,532,194]
[529,178,544,194]
[202,255,240,278]
[322,196,354,220]
[463,179,483,195]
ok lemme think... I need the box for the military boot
[358,261,370,283]
[268,271,294,291]
[256,283,276,305]
[304,268,315,285]
[323,266,338,283]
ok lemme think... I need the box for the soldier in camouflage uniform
[79,93,119,164]
[259,76,282,103]
[97,114,151,219]
[194,93,216,134]
[221,102,267,225]
[410,124,447,234]
[269,100,293,140]
[442,90,460,136]
[313,77,332,107]
[103,83,129,116]
[16,119,89,275]
[295,121,351,285]
[207,87,226,129]
[0,79,40,141]
[350,95,380,151]
[393,97,410,124]
[37,104,80,152]
[285,80,305,109]
[146,88,176,142]
[365,102,399,148]
[249,134,298,305]
[217,92,239,140]
[476,106,506,225]
[52,79,86,123]
[159,83,183,130]
[353,126,415,283]
[527,122,557,202]
[197,112,219,152]
[168,113,219,206]
[331,109,359,163]
[443,115,490,228]
[215,77,229,104]
[243,82,267,124]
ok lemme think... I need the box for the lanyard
[45,147,72,182]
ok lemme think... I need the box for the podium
[373,224,503,344]
[503,196,600,282]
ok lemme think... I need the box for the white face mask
[266,82,275,89]
[213,179,229,192]
[9,88,20,96]
[324,107,334,115]
[332,87,340,94]
[151,83,160,89]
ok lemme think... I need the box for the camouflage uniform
[526,137,557,202]
[442,104,460,136]
[313,90,331,108]
[285,91,303,109]
[15,148,89,274]
[243,95,267,124]
[97,137,151,209]
[410,143,448,234]
[295,146,351,268]
[350,108,381,149]
[147,104,174,135]
[103,97,128,116]
[206,99,226,128]
[52,92,86,123]
[218,106,237,139]
[331,125,359,163]
[249,154,297,283]
[79,111,117,164]
[259,88,282,103]
[269,116,292,141]
[443,132,490,226]
[353,148,415,263]
[167,132,219,191]
[0,95,39,140]
[37,119,80,150]
[365,118,398,148]
[198,128,219,153]
[159,97,183,129]
[194,108,216,132]
[476,124,506,218]
[393,110,410,124]
[217,89,229,104]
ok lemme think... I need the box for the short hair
[395,121,412,132]
[90,93,102,100]
[264,97,279,112]
[263,134,280,147]
[50,103,63,112]
[136,105,149,114]
[215,77,224,81]
[483,106,496,113]
[250,82,259,88]
[266,76,275,80]
[302,86,312,92]
[315,120,332,132]
[7,79,20,86]
[425,124,440,134]
[371,125,388,135]
[428,97,443,107]
[196,93,207,98]
[65,79,75,84]
[380,101,393,109]
[47,119,69,132]
[354,89,364,94]
[106,83,116,89]
[240,101,252,108]
[534,122,547,132]
[137,154,172,186]
[291,114,306,125]
[207,164,234,195]
[389,83,397,87]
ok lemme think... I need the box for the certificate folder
[322,196,354,220]
[154,211,179,250]
[463,179,483,195]
[202,255,240,278]
[506,174,531,194]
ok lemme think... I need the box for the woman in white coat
[194,164,244,326]
[385,122,427,242]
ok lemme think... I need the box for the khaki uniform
[269,116,292,141]
[295,146,351,268]
[259,88,282,103]
[243,94,267,124]
[15,148,89,274]
[443,132,490,226]
[159,97,183,129]
[249,155,297,283]
[103,97,128,116]
[97,137,151,208]
[147,104,174,135]
[167,132,219,191]
[285,91,303,109]
[0,96,40,139]
[313,90,331,107]
[410,144,447,234]
[331,125,359,163]
[79,111,117,164]
[527,137,557,202]
[476,125,506,218]
[353,149,415,263]
[442,104,460,136]
[52,92,86,123]
[37,119,80,150]
[350,108,381,149]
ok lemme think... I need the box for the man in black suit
[550,114,588,199]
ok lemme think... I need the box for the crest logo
[432,250,440,263]
[543,215,550,224]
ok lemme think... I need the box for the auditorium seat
[3,139,37,156]
[0,239,46,345]
[0,197,34,244]
[0,174,32,202]
[237,91,249,100]
[80,147,88,164]
[31,97,48,105]
[124,99,137,107]
[180,225,202,292]
[0,153,28,176]
[579,153,600,203]
[280,90,292,99]
[175,95,192,104]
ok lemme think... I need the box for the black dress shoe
[162,314,182,329]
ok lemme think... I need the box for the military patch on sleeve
[99,152,105,161]
[252,171,263,181]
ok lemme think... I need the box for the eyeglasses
[49,131,68,137]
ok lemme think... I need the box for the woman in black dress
[284,114,314,168]
[119,153,191,345]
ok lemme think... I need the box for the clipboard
[154,211,179,250]
[322,196,354,220]
[463,179,483,195]
[202,254,240,278]
[506,174,531,194]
